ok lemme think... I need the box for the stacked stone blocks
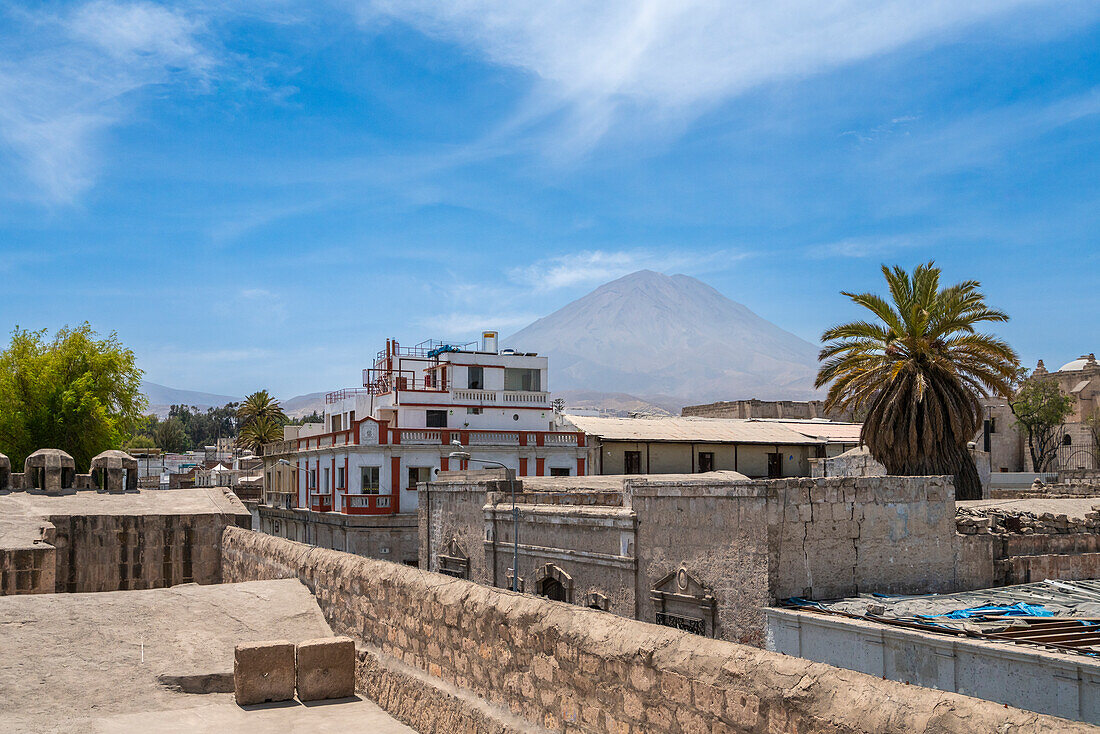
[222,527,1089,733]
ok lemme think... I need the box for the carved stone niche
[583,591,609,611]
[438,537,469,579]
[650,567,716,637]
[0,452,10,490]
[534,563,573,603]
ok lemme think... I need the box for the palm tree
[237,415,282,455]
[237,390,287,426]
[815,262,1019,500]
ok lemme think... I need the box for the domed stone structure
[90,450,139,493]
[23,448,76,495]
[0,452,10,490]
[1056,353,1098,374]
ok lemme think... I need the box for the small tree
[1010,375,1075,472]
[1086,410,1100,459]
[154,418,190,454]
[0,324,146,471]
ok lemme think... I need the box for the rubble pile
[956,504,1100,535]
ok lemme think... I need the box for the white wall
[766,607,1100,725]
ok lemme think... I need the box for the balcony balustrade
[343,493,395,515]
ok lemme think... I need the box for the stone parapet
[222,527,1090,734]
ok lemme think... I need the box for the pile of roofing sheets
[783,579,1100,657]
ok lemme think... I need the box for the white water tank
[482,330,498,353]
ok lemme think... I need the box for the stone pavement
[0,579,411,733]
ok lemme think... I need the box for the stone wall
[955,504,1100,585]
[422,474,960,647]
[0,488,251,595]
[49,513,232,593]
[221,527,1088,734]
[257,506,418,566]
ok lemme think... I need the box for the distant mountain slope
[506,270,821,405]
[141,381,240,416]
[282,391,326,419]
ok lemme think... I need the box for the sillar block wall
[221,527,1085,734]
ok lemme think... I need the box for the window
[361,466,380,494]
[337,467,345,489]
[467,407,483,415]
[698,452,714,472]
[624,451,642,474]
[550,467,570,476]
[408,466,431,489]
[504,368,541,392]
[426,410,447,428]
[308,469,317,489]
[1063,434,1073,445]
[331,414,342,432]
[323,467,330,491]
[467,366,484,390]
[989,417,997,434]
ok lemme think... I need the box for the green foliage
[1011,376,1076,472]
[237,390,287,455]
[288,410,323,425]
[153,418,190,453]
[124,434,157,450]
[0,323,146,471]
[238,415,283,455]
[238,390,287,426]
[815,262,1019,499]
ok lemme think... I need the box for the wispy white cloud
[416,311,541,337]
[508,247,748,291]
[0,1,216,203]
[355,0,1053,155]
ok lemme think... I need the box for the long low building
[563,414,861,478]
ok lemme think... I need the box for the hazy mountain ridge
[506,270,821,406]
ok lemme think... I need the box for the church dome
[1057,354,1097,372]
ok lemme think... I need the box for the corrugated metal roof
[767,420,863,443]
[785,579,1100,657]
[562,415,824,445]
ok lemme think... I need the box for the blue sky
[2,1,1099,398]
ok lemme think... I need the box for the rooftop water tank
[482,330,499,353]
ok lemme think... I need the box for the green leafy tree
[0,324,146,471]
[153,418,190,454]
[124,434,157,450]
[288,410,323,425]
[1010,376,1076,472]
[815,262,1019,500]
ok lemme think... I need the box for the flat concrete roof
[0,487,251,551]
[0,579,413,733]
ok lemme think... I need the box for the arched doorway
[539,576,566,601]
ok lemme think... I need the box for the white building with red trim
[261,332,588,517]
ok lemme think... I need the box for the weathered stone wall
[258,506,418,566]
[809,447,886,478]
[764,477,957,599]
[423,475,961,647]
[419,479,499,582]
[221,527,1089,734]
[0,545,55,594]
[955,503,1100,585]
[49,513,233,592]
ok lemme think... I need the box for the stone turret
[23,449,76,495]
[90,450,139,493]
